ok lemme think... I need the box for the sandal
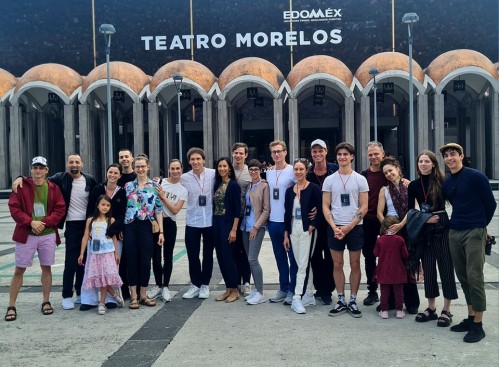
[415,307,438,322]
[437,310,453,327]
[139,297,156,307]
[5,306,17,321]
[41,301,54,315]
[129,299,140,310]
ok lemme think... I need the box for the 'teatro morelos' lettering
[141,29,342,50]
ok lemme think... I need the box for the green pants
[449,228,487,312]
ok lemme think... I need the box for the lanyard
[420,177,429,203]
[339,171,353,192]
[193,170,205,194]
[274,164,287,187]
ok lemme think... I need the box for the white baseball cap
[310,139,327,149]
[31,156,48,166]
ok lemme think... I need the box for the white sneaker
[242,282,252,296]
[244,289,258,301]
[182,284,200,299]
[291,298,306,314]
[61,297,75,310]
[301,292,316,307]
[75,295,81,304]
[114,288,124,308]
[246,291,267,305]
[269,290,287,303]
[147,285,162,300]
[162,287,172,302]
[198,285,210,299]
[98,303,106,315]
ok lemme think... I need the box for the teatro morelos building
[0,1,498,185]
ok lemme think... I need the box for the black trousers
[185,225,214,288]
[123,220,154,287]
[310,221,335,296]
[234,224,251,285]
[62,220,86,299]
[362,218,380,293]
[152,217,177,287]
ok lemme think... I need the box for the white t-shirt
[66,175,89,221]
[266,164,295,222]
[160,179,188,221]
[322,170,369,226]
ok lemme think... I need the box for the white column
[204,100,214,168]
[148,102,160,177]
[78,103,94,175]
[344,95,355,144]
[357,95,370,170]
[216,100,229,159]
[417,93,429,152]
[0,106,9,187]
[288,98,299,161]
[273,98,284,141]
[492,91,499,179]
[133,102,144,155]
[9,105,24,178]
[64,104,76,157]
[433,93,445,168]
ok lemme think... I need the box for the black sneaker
[328,301,347,316]
[321,294,333,305]
[451,317,474,332]
[463,324,485,343]
[363,291,379,306]
[347,300,362,318]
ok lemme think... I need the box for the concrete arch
[80,61,149,103]
[426,49,498,85]
[11,63,82,105]
[149,59,216,102]
[0,68,17,103]
[218,57,284,100]
[434,67,499,94]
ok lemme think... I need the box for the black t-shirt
[118,172,137,187]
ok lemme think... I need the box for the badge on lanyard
[340,193,350,207]
[295,207,302,219]
[245,206,252,216]
[198,195,207,206]
[34,203,46,217]
[420,203,431,213]
[92,239,101,252]
[273,188,280,200]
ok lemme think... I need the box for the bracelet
[159,232,164,234]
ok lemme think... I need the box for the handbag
[150,217,160,233]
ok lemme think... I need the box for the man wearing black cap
[440,143,496,343]
[306,139,338,305]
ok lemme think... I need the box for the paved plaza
[0,193,498,366]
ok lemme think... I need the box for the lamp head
[173,74,184,82]
[402,13,419,24]
[368,68,379,76]
[99,24,116,35]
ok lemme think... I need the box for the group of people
[5,139,496,344]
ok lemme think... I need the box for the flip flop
[41,301,54,315]
[5,306,17,321]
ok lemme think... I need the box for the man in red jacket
[5,156,66,321]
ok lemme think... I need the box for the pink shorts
[15,233,57,268]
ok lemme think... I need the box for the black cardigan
[284,182,322,233]
[87,183,127,237]
[213,180,241,223]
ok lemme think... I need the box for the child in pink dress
[374,216,409,319]
[78,195,123,315]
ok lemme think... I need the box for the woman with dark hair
[283,158,322,314]
[123,155,164,309]
[241,159,270,305]
[80,163,127,310]
[212,157,241,303]
[409,150,457,326]
[147,159,188,302]
[376,156,420,314]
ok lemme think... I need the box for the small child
[78,195,124,315]
[373,216,409,319]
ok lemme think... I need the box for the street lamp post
[99,23,116,165]
[173,74,184,163]
[368,68,379,142]
[402,12,419,180]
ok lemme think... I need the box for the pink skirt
[83,252,123,289]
